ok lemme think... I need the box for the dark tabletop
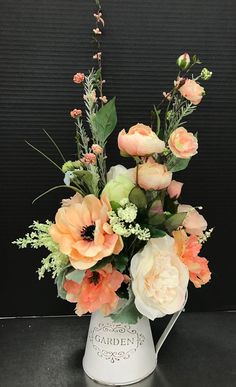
[0,312,235,387]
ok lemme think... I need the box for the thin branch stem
[43,129,66,163]
[32,185,81,204]
[25,141,63,172]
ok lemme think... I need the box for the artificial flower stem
[43,129,66,162]
[25,141,63,172]
[32,185,81,204]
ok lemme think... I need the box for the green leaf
[148,213,166,226]
[90,256,113,271]
[93,97,117,143]
[129,187,147,209]
[147,226,167,238]
[111,290,142,324]
[73,170,99,195]
[167,156,191,173]
[164,212,187,234]
[110,201,121,211]
[66,269,85,284]
[94,68,102,82]
[55,265,71,300]
[153,105,161,136]
[113,254,129,273]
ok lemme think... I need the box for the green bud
[200,67,213,80]
[62,160,82,173]
[176,53,191,71]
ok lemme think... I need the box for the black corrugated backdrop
[1,0,235,316]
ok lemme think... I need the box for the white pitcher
[83,292,188,385]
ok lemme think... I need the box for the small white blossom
[198,228,214,244]
[113,223,131,237]
[117,204,137,223]
[119,198,129,207]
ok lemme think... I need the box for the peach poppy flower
[49,194,123,270]
[173,230,211,288]
[64,264,124,316]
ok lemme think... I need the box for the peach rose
[167,180,183,199]
[118,123,165,157]
[49,194,123,270]
[179,79,205,105]
[64,264,124,316]
[168,127,198,159]
[178,204,207,236]
[173,230,211,288]
[130,235,189,319]
[138,158,172,190]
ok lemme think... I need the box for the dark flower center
[81,224,95,241]
[90,271,100,285]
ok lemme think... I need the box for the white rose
[130,235,189,320]
[107,165,136,182]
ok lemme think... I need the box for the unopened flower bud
[73,72,85,84]
[176,53,191,71]
[81,153,97,165]
[93,28,102,35]
[200,68,213,80]
[62,160,82,173]
[91,144,103,154]
[70,109,82,119]
[99,95,108,104]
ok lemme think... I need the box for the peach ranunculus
[168,127,198,159]
[173,230,211,288]
[167,180,183,199]
[130,235,189,319]
[138,157,172,190]
[49,194,123,270]
[118,123,165,157]
[179,79,205,105]
[178,204,207,236]
[64,264,124,316]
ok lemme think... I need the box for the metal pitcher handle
[155,290,188,359]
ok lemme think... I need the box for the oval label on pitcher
[89,322,145,363]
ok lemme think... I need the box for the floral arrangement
[13,1,213,323]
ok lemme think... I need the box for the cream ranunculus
[103,167,135,204]
[107,165,136,182]
[130,235,189,320]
